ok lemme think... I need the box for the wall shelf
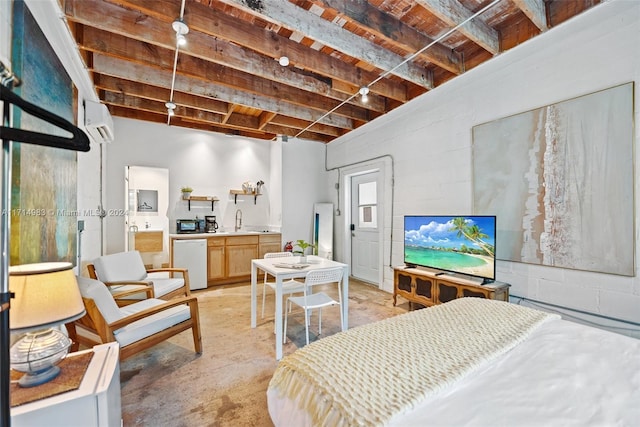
[184,195,219,210]
[230,189,260,204]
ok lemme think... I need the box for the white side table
[11,342,121,427]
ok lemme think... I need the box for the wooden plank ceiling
[62,0,600,143]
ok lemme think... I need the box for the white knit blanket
[269,298,559,426]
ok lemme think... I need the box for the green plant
[294,239,316,256]
[181,186,193,193]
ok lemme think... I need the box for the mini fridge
[173,239,207,290]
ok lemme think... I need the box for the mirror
[313,203,334,259]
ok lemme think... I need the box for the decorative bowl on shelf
[242,182,254,194]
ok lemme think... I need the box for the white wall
[327,0,640,325]
[105,120,331,256]
[281,138,332,247]
[105,117,276,254]
[0,1,11,67]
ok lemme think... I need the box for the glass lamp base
[10,329,71,388]
[17,365,62,387]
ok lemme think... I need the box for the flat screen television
[404,215,496,282]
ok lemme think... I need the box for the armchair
[88,250,190,305]
[67,277,202,360]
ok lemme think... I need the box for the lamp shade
[9,262,86,332]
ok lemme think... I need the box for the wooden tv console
[393,266,510,309]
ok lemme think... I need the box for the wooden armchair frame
[68,295,202,361]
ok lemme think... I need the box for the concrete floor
[118,277,408,426]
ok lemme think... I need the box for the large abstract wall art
[10,0,78,265]
[472,83,634,276]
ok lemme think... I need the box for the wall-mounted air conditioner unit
[84,100,114,143]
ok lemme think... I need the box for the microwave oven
[176,219,200,233]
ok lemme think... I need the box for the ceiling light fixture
[359,86,369,103]
[278,56,290,67]
[176,33,187,47]
[172,19,189,47]
[166,101,176,116]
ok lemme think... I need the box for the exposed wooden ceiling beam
[66,0,389,115]
[258,112,277,131]
[217,0,434,88]
[512,0,548,32]
[58,0,598,143]
[78,26,379,123]
[310,0,463,75]
[94,74,230,116]
[106,0,411,102]
[416,0,500,55]
[91,54,355,130]
[102,91,227,124]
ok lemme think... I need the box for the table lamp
[8,262,86,387]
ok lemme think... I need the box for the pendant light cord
[167,0,187,125]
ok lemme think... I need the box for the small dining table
[250,255,349,360]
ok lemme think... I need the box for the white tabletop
[250,255,349,359]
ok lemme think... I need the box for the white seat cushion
[93,252,185,299]
[93,251,147,282]
[114,299,191,347]
[150,277,185,297]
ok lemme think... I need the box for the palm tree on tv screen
[449,217,495,257]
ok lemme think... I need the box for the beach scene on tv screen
[404,216,496,279]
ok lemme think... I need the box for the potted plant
[181,186,193,200]
[294,239,316,263]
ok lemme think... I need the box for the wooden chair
[67,276,202,361]
[88,250,190,305]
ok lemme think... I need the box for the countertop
[169,231,280,238]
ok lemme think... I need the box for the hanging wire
[167,43,181,125]
[167,0,187,125]
[291,0,502,140]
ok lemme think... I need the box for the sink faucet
[235,209,242,232]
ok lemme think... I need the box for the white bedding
[268,305,640,426]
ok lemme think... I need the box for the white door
[350,172,379,284]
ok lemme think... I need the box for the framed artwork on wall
[472,82,634,276]
[10,0,78,264]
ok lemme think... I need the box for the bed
[267,297,640,426]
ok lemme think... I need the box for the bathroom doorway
[125,166,169,267]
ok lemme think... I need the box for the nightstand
[11,342,121,427]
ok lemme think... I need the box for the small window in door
[358,181,377,228]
